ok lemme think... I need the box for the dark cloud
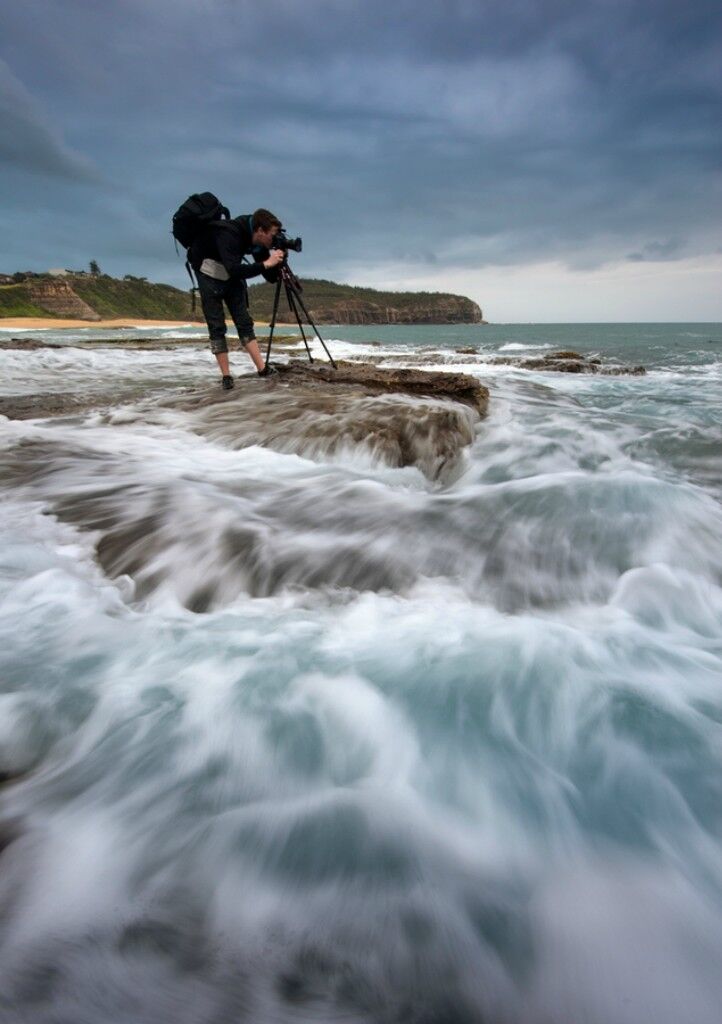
[0,0,720,290]
[0,59,100,182]
[627,238,686,262]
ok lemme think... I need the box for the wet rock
[0,386,181,420]
[0,769,29,788]
[0,817,23,857]
[489,350,646,375]
[0,362,490,608]
[0,337,54,350]
[166,361,489,481]
[0,362,488,480]
[599,364,647,376]
[0,393,104,418]
[545,349,584,360]
[274,360,488,413]
[0,333,300,352]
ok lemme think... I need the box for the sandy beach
[0,317,270,330]
[0,317,204,330]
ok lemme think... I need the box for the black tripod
[264,260,337,369]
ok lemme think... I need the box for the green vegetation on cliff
[249,278,483,324]
[1,272,483,324]
[0,275,198,321]
[71,276,197,319]
[0,285,48,318]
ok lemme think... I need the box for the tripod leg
[288,288,337,369]
[285,285,314,363]
[264,278,284,367]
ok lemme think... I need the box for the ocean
[1,322,721,1023]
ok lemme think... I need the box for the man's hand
[263,248,285,269]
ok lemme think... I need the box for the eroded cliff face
[303,299,484,325]
[27,279,101,320]
[5,274,484,325]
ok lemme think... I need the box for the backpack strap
[185,259,199,312]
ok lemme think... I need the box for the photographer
[189,208,285,389]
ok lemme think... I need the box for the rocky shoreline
[484,348,646,375]
[0,361,489,482]
[0,334,297,351]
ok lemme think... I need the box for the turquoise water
[315,321,722,369]
[5,320,721,369]
[0,324,721,1022]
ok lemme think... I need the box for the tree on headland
[89,260,101,276]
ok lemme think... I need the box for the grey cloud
[627,238,686,262]
[0,1,720,286]
[0,60,100,182]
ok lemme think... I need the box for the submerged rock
[0,817,23,861]
[0,361,488,482]
[164,361,489,482]
[0,337,56,350]
[0,334,301,351]
[274,360,487,411]
[489,349,646,375]
[0,362,489,608]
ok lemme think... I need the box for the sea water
[0,323,721,1022]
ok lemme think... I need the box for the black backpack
[172,192,229,249]
[172,192,230,309]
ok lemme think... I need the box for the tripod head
[277,258,302,293]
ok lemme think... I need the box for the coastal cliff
[26,278,101,321]
[248,278,484,324]
[0,272,484,324]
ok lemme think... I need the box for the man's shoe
[258,363,278,377]
[221,375,234,390]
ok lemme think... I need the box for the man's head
[251,208,282,248]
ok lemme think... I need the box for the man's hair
[252,208,282,232]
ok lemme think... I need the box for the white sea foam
[1,328,721,1022]
[498,341,553,351]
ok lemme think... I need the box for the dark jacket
[189,215,279,283]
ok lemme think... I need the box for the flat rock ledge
[274,360,488,413]
[0,360,489,480]
[0,337,54,350]
[159,361,489,481]
[0,334,300,351]
[489,349,646,375]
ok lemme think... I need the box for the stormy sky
[1,0,720,320]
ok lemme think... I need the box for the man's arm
[255,243,289,283]
[215,226,265,281]
[251,244,279,283]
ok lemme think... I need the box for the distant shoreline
[0,317,269,330]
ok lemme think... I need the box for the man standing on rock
[189,209,286,389]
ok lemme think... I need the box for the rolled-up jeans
[197,271,256,355]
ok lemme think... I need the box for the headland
[1,271,485,325]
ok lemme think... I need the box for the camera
[271,229,302,253]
